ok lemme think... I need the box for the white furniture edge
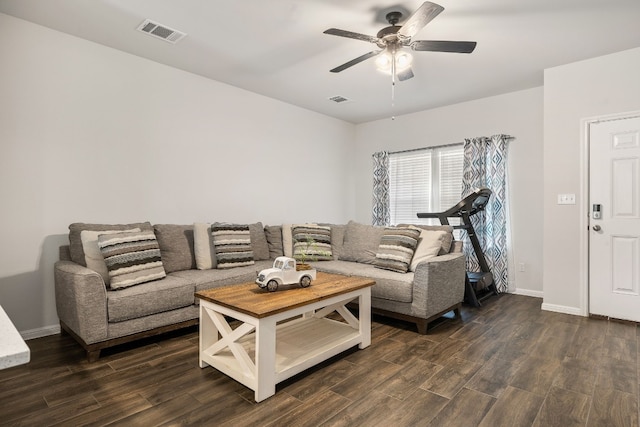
[0,305,30,369]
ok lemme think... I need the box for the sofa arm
[412,253,466,318]
[54,260,108,344]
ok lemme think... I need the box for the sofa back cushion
[153,224,196,273]
[69,222,153,266]
[319,223,345,260]
[248,222,270,261]
[340,220,385,265]
[265,225,284,258]
[59,245,72,262]
[450,240,463,253]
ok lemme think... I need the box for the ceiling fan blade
[397,67,414,81]
[323,28,379,44]
[398,2,444,39]
[330,50,381,73]
[411,40,477,53]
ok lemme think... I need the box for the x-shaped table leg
[201,306,256,377]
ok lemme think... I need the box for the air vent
[136,19,187,44]
[328,95,352,104]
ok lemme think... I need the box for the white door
[589,116,640,321]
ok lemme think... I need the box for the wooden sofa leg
[416,320,428,335]
[87,349,101,363]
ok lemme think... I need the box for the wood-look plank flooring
[1,294,639,426]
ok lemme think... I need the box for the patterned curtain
[372,151,390,226]
[461,134,510,292]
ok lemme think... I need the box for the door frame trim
[580,110,640,317]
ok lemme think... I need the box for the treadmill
[417,187,498,307]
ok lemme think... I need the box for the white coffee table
[195,272,374,402]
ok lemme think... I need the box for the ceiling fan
[323,1,476,81]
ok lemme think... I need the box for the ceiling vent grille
[136,19,187,44]
[328,95,352,104]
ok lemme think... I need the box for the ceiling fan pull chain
[391,49,396,119]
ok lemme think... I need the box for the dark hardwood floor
[1,294,638,426]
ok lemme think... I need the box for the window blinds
[389,145,464,225]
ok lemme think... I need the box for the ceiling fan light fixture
[375,51,412,74]
[396,52,412,69]
[375,54,391,70]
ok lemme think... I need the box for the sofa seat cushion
[171,260,274,293]
[310,260,413,303]
[107,275,195,323]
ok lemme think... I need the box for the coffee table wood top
[195,272,374,318]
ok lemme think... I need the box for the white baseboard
[511,288,544,298]
[21,324,60,340]
[540,303,584,316]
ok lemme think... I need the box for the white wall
[542,47,640,314]
[353,88,544,296]
[0,13,355,334]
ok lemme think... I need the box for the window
[388,145,464,226]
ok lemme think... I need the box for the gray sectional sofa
[54,221,466,361]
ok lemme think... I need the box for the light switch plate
[557,193,576,205]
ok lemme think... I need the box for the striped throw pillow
[374,227,421,273]
[292,224,332,262]
[98,230,166,289]
[211,223,254,269]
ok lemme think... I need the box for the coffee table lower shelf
[201,316,360,384]
[198,285,371,402]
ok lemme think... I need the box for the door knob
[592,225,601,232]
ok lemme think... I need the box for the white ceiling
[1,0,639,123]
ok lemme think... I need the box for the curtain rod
[387,135,515,155]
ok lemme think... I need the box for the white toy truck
[256,256,316,292]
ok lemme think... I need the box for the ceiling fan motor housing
[376,25,402,46]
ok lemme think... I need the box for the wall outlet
[557,193,576,205]
[519,262,525,272]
